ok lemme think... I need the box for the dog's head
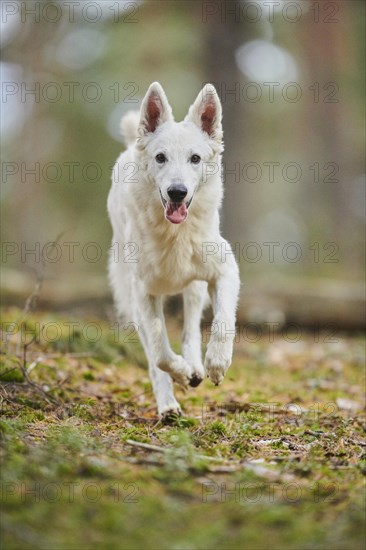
[136,82,223,224]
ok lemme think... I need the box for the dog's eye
[155,153,167,164]
[190,154,201,164]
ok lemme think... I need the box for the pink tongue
[165,202,187,224]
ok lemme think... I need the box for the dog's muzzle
[167,184,187,202]
[159,189,193,224]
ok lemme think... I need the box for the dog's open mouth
[160,192,192,224]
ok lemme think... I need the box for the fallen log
[1,268,364,330]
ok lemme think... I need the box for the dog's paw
[189,373,203,387]
[188,364,205,388]
[158,355,191,388]
[204,340,233,386]
[159,403,182,424]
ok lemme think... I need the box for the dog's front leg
[138,293,192,388]
[138,324,181,420]
[204,253,240,385]
[182,281,207,387]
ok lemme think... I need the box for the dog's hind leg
[138,324,181,421]
[182,281,208,387]
[149,362,182,421]
[134,293,194,409]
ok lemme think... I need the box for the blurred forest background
[1,0,365,328]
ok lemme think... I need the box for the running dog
[108,82,240,420]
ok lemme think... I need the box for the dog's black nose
[167,184,187,203]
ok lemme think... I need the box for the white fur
[107,82,240,419]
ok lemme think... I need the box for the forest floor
[1,306,365,549]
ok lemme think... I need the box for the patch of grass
[0,358,24,382]
[0,307,365,549]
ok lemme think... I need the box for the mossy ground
[1,307,365,549]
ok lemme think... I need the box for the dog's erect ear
[139,82,173,135]
[185,84,223,142]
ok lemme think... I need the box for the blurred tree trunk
[203,2,251,245]
[298,3,365,275]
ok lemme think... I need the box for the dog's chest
[140,234,204,295]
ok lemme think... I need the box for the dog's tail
[120,110,140,147]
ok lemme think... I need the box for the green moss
[1,307,365,549]
[0,360,24,382]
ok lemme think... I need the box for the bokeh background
[1,0,365,328]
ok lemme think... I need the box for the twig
[11,231,67,354]
[16,339,60,405]
[27,351,96,360]
[304,429,324,437]
[15,272,44,356]
[125,439,224,462]
[125,439,167,453]
[23,335,37,369]
[206,465,238,473]
[125,455,238,474]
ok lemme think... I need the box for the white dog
[108,82,240,420]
